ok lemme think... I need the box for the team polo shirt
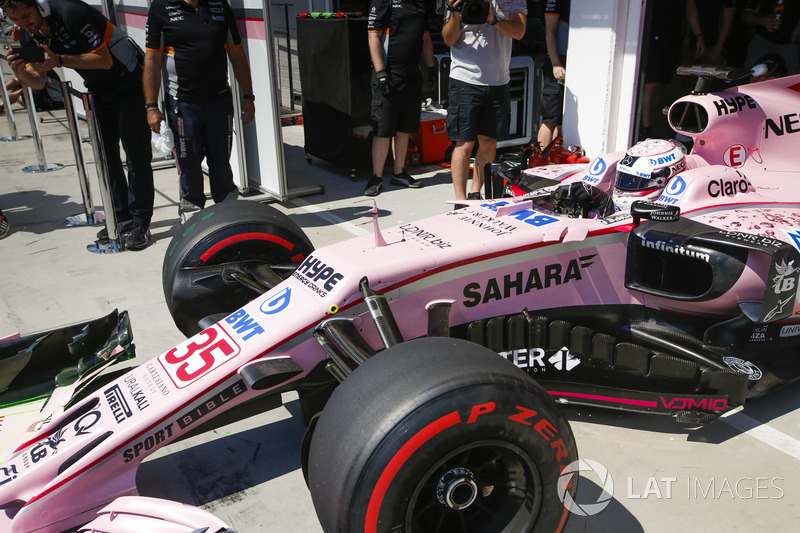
[367,0,428,77]
[544,0,569,56]
[19,0,138,91]
[145,0,243,102]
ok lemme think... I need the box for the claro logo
[708,176,750,198]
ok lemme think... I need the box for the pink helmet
[613,139,687,210]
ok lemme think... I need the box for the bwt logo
[664,175,686,196]
[589,158,607,176]
[649,153,675,166]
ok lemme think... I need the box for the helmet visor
[614,167,670,191]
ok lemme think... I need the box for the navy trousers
[167,93,236,208]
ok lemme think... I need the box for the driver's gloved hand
[551,182,615,219]
[376,70,392,96]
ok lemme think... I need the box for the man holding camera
[442,0,526,202]
[2,0,154,250]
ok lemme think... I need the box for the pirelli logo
[105,384,133,424]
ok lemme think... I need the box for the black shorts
[540,56,565,125]
[371,73,423,138]
[445,79,510,142]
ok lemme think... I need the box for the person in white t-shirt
[442,0,527,203]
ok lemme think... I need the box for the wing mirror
[630,200,680,225]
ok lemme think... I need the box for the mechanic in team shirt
[143,0,255,215]
[2,0,155,250]
[363,0,436,197]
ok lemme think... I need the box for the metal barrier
[81,90,122,254]
[21,85,64,172]
[0,57,30,142]
[60,80,98,226]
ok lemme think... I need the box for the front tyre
[162,200,314,337]
[307,337,578,532]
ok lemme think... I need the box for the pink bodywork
[1,74,799,532]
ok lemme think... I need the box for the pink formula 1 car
[2,65,800,532]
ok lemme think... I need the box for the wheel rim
[406,440,543,533]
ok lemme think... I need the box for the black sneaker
[364,175,383,197]
[0,212,10,239]
[124,224,151,251]
[97,219,133,240]
[390,171,422,188]
[467,192,482,200]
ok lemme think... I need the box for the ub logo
[772,259,798,295]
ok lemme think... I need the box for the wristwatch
[488,18,499,26]
[243,94,255,101]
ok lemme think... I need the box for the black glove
[376,69,392,96]
[427,66,438,91]
[550,182,615,219]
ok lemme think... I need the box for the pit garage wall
[562,0,645,155]
[68,0,647,194]
[78,0,288,200]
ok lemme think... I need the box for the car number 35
[160,325,240,387]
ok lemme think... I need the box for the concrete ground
[1,99,799,533]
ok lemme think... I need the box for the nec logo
[648,153,675,166]
[765,113,800,138]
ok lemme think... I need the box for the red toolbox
[412,110,450,164]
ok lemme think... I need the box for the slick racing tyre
[307,337,578,532]
[163,200,314,337]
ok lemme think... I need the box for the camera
[449,0,490,25]
[7,46,45,63]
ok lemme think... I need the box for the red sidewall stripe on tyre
[199,232,295,262]
[365,410,462,533]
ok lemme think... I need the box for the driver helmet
[612,139,687,210]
